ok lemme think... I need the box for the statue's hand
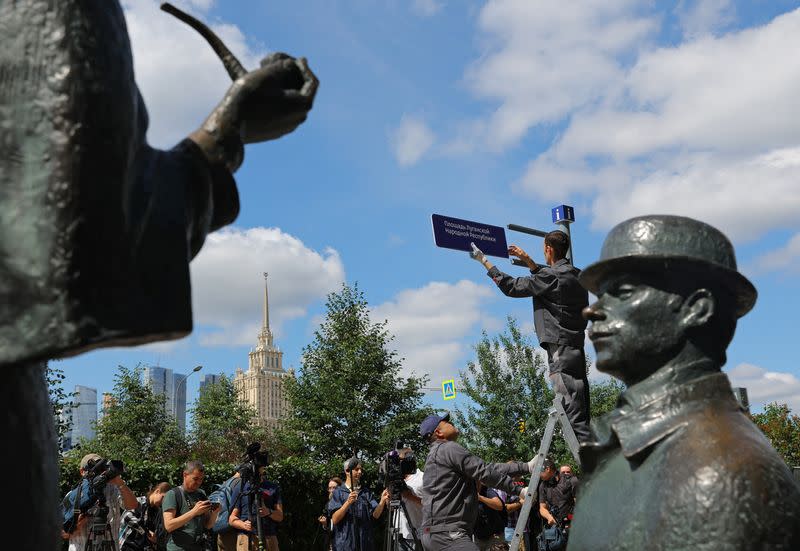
[193,53,318,171]
[231,52,318,143]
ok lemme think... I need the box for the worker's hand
[527,456,540,474]
[346,490,359,505]
[469,242,487,264]
[380,489,389,504]
[508,245,530,260]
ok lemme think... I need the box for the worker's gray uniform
[488,259,591,442]
[420,439,528,551]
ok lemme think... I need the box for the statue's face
[584,274,685,385]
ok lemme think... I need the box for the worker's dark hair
[544,231,570,260]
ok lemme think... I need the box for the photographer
[394,448,424,551]
[328,457,390,551]
[162,460,221,551]
[61,453,138,551]
[228,459,283,551]
[418,413,534,551]
[119,482,171,551]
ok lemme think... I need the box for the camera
[85,457,125,493]
[378,442,417,497]
[237,442,270,485]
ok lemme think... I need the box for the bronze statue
[568,215,800,550]
[0,2,317,547]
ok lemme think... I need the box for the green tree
[85,364,189,464]
[280,283,431,463]
[46,361,75,452]
[590,378,625,419]
[189,374,272,463]
[454,317,555,463]
[751,402,800,467]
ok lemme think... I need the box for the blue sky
[59,0,800,420]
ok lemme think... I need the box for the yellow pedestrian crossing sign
[442,379,456,400]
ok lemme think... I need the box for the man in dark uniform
[569,214,800,550]
[471,231,591,442]
[419,412,533,551]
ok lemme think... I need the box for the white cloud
[728,363,800,411]
[412,0,444,17]
[123,0,265,147]
[747,233,800,275]
[464,0,657,150]
[189,227,345,346]
[507,7,800,240]
[586,148,800,241]
[390,115,436,166]
[370,280,495,383]
[676,0,735,39]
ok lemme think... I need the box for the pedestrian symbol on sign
[442,379,456,400]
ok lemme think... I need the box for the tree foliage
[279,283,432,463]
[85,364,188,464]
[46,361,75,452]
[454,317,556,463]
[189,374,272,463]
[589,378,625,419]
[752,402,800,467]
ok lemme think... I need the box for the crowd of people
[62,421,576,551]
[62,454,284,551]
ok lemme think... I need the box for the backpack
[536,524,566,551]
[61,479,100,533]
[209,476,242,535]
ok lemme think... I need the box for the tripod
[84,493,118,551]
[383,484,421,551]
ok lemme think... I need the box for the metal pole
[172,365,202,428]
[555,221,573,264]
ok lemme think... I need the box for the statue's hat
[579,215,756,317]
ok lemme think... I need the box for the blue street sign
[442,379,456,400]
[551,205,575,224]
[431,214,509,258]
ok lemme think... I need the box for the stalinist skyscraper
[233,273,292,429]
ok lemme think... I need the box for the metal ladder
[508,398,581,551]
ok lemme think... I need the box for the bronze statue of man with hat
[568,215,800,550]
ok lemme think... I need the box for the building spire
[263,272,270,332]
[255,272,273,352]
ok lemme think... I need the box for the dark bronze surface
[569,215,800,550]
[0,1,316,546]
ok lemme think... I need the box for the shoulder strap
[174,486,186,514]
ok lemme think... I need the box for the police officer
[470,231,591,442]
[419,412,534,551]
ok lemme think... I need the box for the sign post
[551,204,575,263]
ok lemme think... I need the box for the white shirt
[68,484,124,551]
[397,470,424,540]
